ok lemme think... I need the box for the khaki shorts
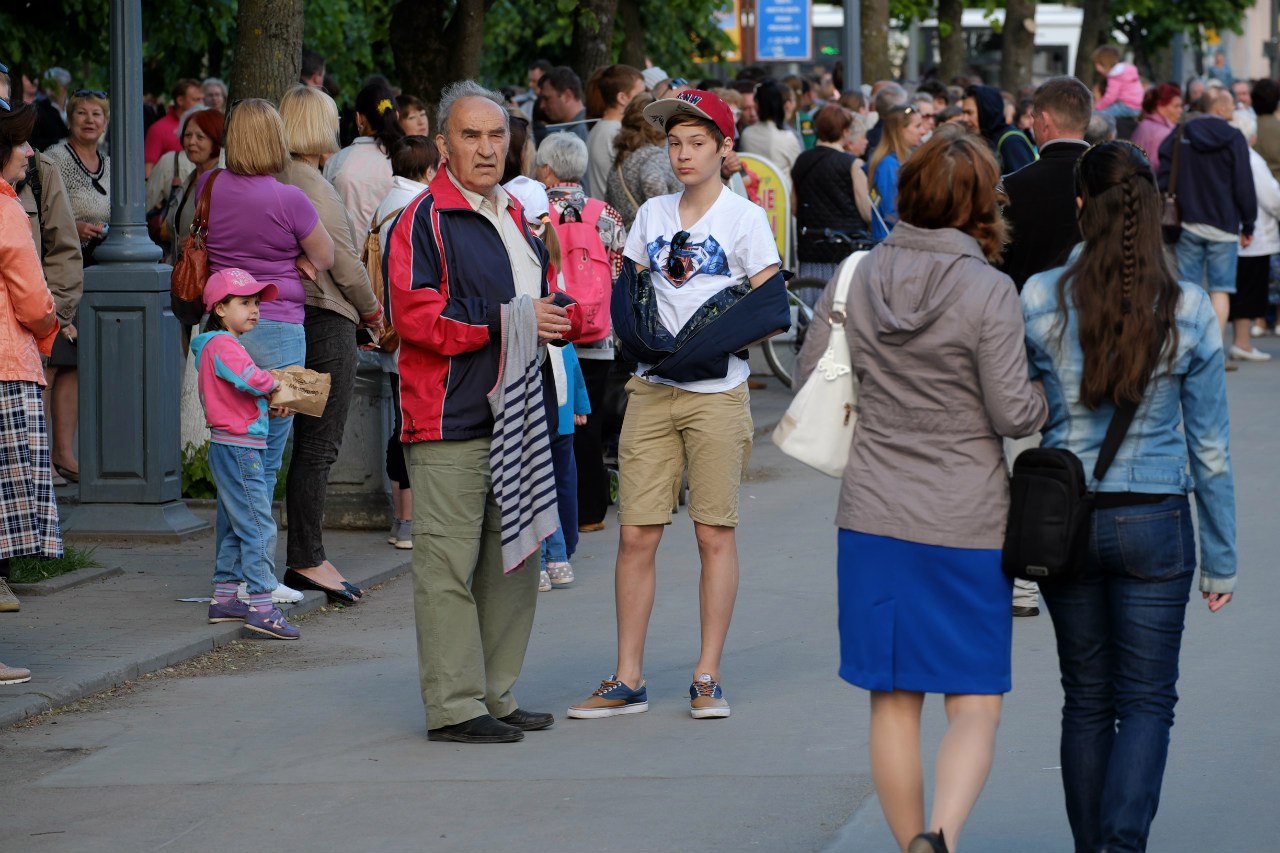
[617,376,753,528]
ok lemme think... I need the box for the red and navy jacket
[384,168,581,442]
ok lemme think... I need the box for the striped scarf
[488,295,559,572]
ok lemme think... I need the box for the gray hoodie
[796,222,1046,549]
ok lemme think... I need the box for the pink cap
[642,89,737,142]
[202,268,279,312]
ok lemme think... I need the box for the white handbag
[771,251,867,477]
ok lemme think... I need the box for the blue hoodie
[1157,115,1257,237]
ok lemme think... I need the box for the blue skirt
[837,530,1012,695]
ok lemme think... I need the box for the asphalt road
[3,357,1278,853]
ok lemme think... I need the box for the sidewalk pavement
[0,358,795,732]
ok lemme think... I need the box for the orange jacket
[0,178,58,383]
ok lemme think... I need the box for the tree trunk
[1074,0,1111,83]
[861,0,892,82]
[227,0,303,104]
[1000,0,1036,93]
[391,0,489,111]
[617,0,645,68]
[571,0,618,84]
[936,0,965,83]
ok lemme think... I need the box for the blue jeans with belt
[1041,495,1196,853]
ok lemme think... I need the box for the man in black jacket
[999,76,1093,619]
[1000,77,1094,291]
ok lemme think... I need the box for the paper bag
[268,366,331,417]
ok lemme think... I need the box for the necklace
[66,141,107,195]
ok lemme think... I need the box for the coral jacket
[0,178,58,384]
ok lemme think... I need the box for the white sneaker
[237,582,304,605]
[538,570,552,592]
[1229,344,1272,362]
[546,561,574,587]
[1250,323,1267,338]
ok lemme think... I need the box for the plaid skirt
[0,381,62,560]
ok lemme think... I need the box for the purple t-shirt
[198,171,320,324]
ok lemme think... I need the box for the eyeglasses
[0,97,9,112]
[665,230,690,281]
[73,89,108,99]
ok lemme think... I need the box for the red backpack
[549,198,612,343]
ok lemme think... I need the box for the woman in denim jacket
[1021,141,1236,853]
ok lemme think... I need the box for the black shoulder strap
[27,155,44,232]
[1091,399,1138,487]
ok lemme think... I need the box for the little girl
[191,268,300,640]
[1093,44,1144,118]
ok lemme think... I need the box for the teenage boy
[569,90,785,721]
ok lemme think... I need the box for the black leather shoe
[907,830,949,853]
[283,569,358,605]
[427,714,524,743]
[498,708,555,731]
[1012,605,1040,617]
[340,581,364,599]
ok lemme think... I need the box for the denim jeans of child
[541,527,568,568]
[1041,495,1196,853]
[210,442,278,595]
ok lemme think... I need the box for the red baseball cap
[203,267,279,312]
[643,89,737,141]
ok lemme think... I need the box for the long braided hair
[1057,140,1181,408]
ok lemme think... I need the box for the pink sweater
[190,331,277,448]
[1097,62,1144,111]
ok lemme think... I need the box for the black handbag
[1002,399,1138,581]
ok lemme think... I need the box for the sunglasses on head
[0,97,9,112]
[665,230,690,280]
[73,89,108,99]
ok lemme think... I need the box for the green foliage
[301,0,396,104]
[0,0,393,106]
[480,0,734,88]
[9,546,100,585]
[181,441,290,502]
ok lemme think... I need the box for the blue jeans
[1174,231,1238,294]
[209,442,278,594]
[1100,101,1140,119]
[237,318,305,486]
[1041,495,1196,853]
[540,526,567,567]
[549,430,578,560]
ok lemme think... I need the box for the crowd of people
[0,42,1257,853]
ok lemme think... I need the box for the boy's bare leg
[614,523,664,686]
[692,522,738,680]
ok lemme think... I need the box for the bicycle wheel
[762,290,816,389]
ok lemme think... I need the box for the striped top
[488,294,558,573]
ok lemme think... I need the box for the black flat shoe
[907,830,949,853]
[340,581,364,599]
[427,714,524,744]
[283,569,358,605]
[498,708,555,731]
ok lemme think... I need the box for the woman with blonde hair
[796,134,1047,853]
[200,98,336,606]
[275,84,383,604]
[605,93,680,227]
[868,104,926,239]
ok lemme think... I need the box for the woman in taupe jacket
[274,84,385,605]
[796,134,1046,853]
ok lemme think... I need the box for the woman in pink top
[0,100,62,651]
[1130,84,1184,175]
[199,98,335,601]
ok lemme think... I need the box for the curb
[9,566,125,597]
[1,557,412,730]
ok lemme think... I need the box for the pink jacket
[0,179,58,384]
[190,331,277,448]
[1097,62,1144,111]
